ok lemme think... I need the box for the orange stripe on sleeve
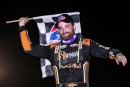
[20,30,32,50]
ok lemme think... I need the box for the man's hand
[115,53,127,66]
[19,17,29,27]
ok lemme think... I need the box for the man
[18,14,127,87]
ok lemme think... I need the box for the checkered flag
[33,12,81,78]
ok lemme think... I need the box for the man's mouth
[63,33,69,36]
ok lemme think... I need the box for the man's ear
[73,24,76,31]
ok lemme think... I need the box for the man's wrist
[109,48,121,59]
[19,24,25,27]
[19,25,26,32]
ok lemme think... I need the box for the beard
[60,31,75,40]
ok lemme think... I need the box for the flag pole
[6,18,34,24]
[6,12,80,24]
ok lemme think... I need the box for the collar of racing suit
[62,34,77,44]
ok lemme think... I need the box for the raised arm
[18,17,51,58]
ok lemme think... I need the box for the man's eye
[65,25,69,27]
[58,27,62,29]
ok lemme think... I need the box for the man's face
[57,21,76,40]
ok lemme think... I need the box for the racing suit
[19,26,121,87]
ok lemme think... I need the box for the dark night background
[2,0,129,87]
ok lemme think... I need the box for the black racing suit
[19,26,121,87]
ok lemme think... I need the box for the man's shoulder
[82,37,91,46]
[50,41,60,48]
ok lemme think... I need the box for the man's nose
[62,27,67,33]
[62,28,65,33]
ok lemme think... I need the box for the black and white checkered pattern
[33,12,82,78]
